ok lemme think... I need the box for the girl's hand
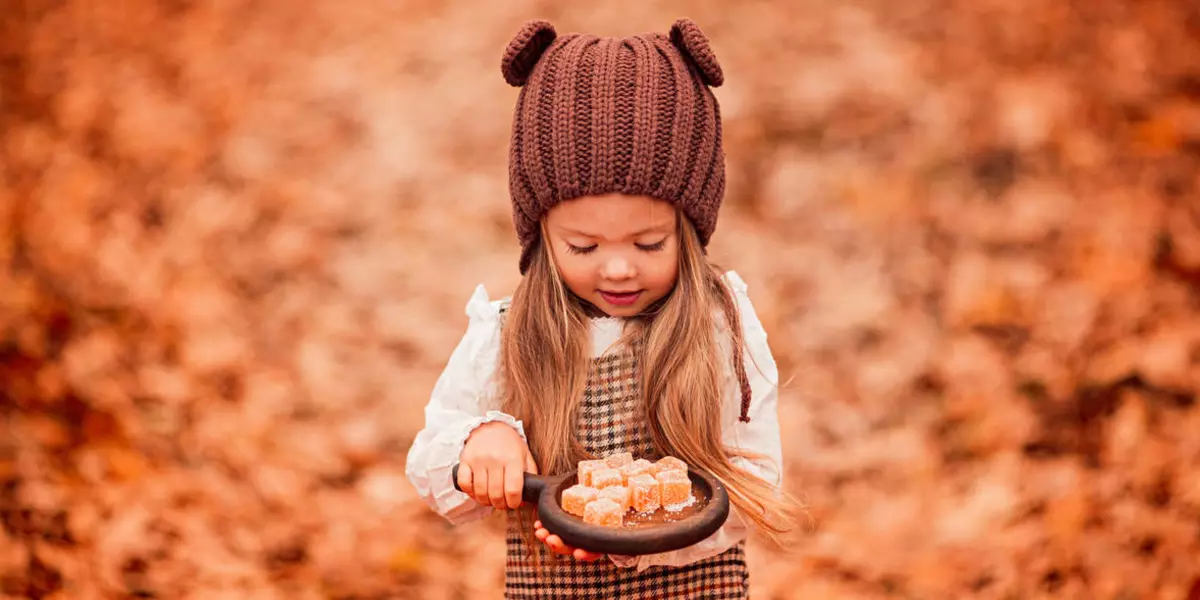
[458,421,538,510]
[533,520,604,562]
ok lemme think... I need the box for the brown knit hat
[501,19,727,274]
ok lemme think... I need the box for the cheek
[644,251,679,290]
[555,256,595,292]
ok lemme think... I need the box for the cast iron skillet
[450,462,730,556]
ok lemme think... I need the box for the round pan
[451,463,730,556]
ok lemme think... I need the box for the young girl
[406,18,798,598]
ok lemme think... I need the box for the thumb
[524,450,539,475]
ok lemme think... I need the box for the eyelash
[566,241,666,255]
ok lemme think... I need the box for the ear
[669,19,723,87]
[501,20,558,87]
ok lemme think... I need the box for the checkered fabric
[502,340,749,599]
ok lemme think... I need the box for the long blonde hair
[499,212,802,546]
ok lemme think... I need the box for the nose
[600,254,635,281]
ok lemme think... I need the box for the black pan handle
[451,462,545,505]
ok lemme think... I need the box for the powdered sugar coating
[584,498,623,527]
[561,485,599,517]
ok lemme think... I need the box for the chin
[599,305,642,318]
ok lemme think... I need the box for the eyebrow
[558,224,672,238]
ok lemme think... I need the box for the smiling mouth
[598,290,643,306]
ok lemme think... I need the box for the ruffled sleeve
[717,271,783,487]
[609,270,783,571]
[404,285,527,525]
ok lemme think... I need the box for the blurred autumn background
[3,0,1200,598]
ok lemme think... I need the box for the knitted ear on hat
[501,20,557,87]
[669,19,724,87]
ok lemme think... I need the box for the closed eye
[566,243,597,255]
[636,240,666,252]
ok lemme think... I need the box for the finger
[489,465,507,509]
[534,528,549,542]
[545,539,570,555]
[504,461,523,509]
[545,535,571,555]
[533,520,543,529]
[574,549,603,561]
[472,468,490,506]
[457,463,473,494]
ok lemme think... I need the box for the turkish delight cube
[561,485,599,517]
[598,485,631,512]
[590,467,623,490]
[656,470,691,508]
[584,498,623,527]
[577,459,606,487]
[604,451,633,469]
[629,474,661,513]
[619,459,653,485]
[653,456,688,477]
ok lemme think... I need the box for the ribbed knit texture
[501,20,727,274]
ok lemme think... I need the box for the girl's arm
[405,285,524,525]
[609,271,783,571]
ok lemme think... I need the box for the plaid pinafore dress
[502,312,749,599]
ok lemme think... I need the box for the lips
[598,290,643,307]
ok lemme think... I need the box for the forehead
[546,194,676,237]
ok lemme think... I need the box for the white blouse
[404,271,783,572]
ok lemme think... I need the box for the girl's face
[544,194,679,318]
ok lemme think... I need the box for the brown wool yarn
[501,19,728,275]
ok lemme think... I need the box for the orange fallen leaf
[388,547,424,575]
[1132,115,1181,156]
[102,445,149,482]
[26,414,72,450]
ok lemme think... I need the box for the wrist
[469,420,510,438]
[464,420,518,450]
